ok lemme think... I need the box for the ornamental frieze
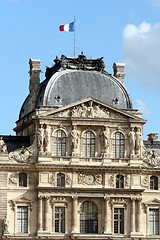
[8,173,19,185]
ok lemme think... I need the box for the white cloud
[151,0,160,8]
[122,22,160,88]
[135,99,152,115]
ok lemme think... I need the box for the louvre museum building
[0,53,160,240]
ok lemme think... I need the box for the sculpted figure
[37,125,44,152]
[0,136,7,152]
[71,126,79,155]
[128,128,135,156]
[44,126,50,152]
[100,127,110,156]
[2,216,9,234]
[135,128,142,156]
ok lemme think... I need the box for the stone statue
[128,128,135,157]
[71,126,79,155]
[44,126,50,152]
[135,128,142,156]
[100,127,110,157]
[0,136,7,153]
[2,216,9,234]
[37,125,44,152]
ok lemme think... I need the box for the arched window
[57,173,65,187]
[19,173,27,187]
[112,132,125,158]
[150,176,158,190]
[83,131,95,157]
[54,130,66,156]
[80,201,98,233]
[116,175,124,189]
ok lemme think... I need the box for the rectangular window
[19,173,27,187]
[17,206,28,233]
[149,209,159,235]
[55,207,65,233]
[114,208,124,234]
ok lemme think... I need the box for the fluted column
[44,196,49,232]
[38,196,43,232]
[72,196,78,233]
[130,198,135,233]
[137,198,142,232]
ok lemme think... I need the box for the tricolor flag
[59,22,74,32]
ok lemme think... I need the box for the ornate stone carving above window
[49,173,55,185]
[108,174,114,187]
[141,175,149,188]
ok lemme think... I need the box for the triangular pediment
[12,194,33,203]
[144,198,160,205]
[39,98,144,121]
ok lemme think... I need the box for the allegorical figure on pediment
[71,126,79,156]
[100,127,110,157]
[0,136,7,153]
[37,125,45,152]
[128,128,135,157]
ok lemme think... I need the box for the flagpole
[74,16,75,57]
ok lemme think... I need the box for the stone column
[72,196,78,233]
[44,196,49,232]
[137,198,142,232]
[38,196,43,232]
[130,198,135,233]
[104,197,109,234]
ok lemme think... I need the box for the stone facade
[0,55,160,240]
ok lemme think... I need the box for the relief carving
[8,173,18,185]
[78,173,102,185]
[9,143,35,163]
[108,174,114,187]
[141,175,149,188]
[71,101,110,118]
[49,173,55,185]
[143,149,160,167]
[78,173,86,185]
[94,173,103,185]
[65,174,72,186]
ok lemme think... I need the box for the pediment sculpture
[9,141,36,163]
[143,148,160,167]
[0,136,7,153]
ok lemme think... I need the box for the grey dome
[19,55,132,119]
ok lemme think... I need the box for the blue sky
[0,0,160,140]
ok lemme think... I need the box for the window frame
[116,175,124,189]
[54,130,66,156]
[55,206,65,233]
[112,132,125,158]
[19,173,27,187]
[17,206,28,233]
[80,201,98,234]
[82,131,95,157]
[150,176,158,190]
[114,208,124,234]
[57,173,65,187]
[149,208,159,235]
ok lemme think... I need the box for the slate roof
[19,54,133,119]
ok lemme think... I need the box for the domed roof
[19,54,132,119]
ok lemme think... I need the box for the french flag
[59,22,74,32]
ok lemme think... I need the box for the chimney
[113,63,125,84]
[147,133,158,141]
[29,59,41,112]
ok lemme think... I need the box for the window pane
[54,130,66,156]
[83,131,95,157]
[55,207,65,233]
[149,209,159,235]
[113,132,125,158]
[17,206,28,233]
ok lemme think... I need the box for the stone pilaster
[44,196,49,232]
[104,197,112,236]
[130,198,135,235]
[71,196,78,233]
[37,196,43,232]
